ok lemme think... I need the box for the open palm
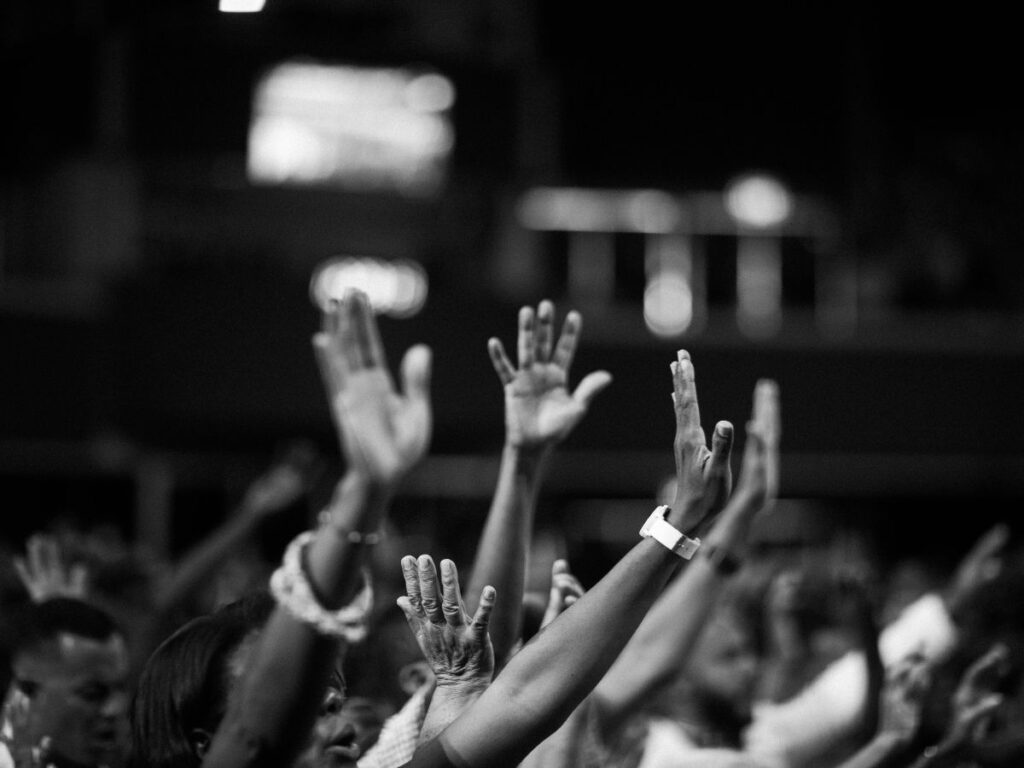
[489,301,611,450]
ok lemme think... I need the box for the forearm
[465,443,548,664]
[154,506,262,614]
[440,537,680,767]
[204,471,386,768]
[834,732,911,768]
[306,472,391,608]
[594,555,719,721]
[594,502,753,723]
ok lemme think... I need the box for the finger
[488,338,516,385]
[706,420,734,481]
[754,379,781,443]
[961,694,1003,734]
[551,310,582,372]
[571,371,613,409]
[12,558,33,596]
[28,535,49,578]
[418,555,445,624]
[551,558,569,577]
[736,421,768,501]
[517,305,536,368]
[350,289,390,374]
[440,559,466,627]
[535,300,555,362]
[312,332,346,397]
[672,351,702,436]
[962,643,1010,693]
[322,299,339,336]
[400,345,432,408]
[968,523,1011,566]
[396,596,424,633]
[337,291,367,370]
[754,380,781,501]
[401,556,423,612]
[68,564,88,597]
[468,586,496,638]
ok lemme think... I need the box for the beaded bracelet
[269,531,373,641]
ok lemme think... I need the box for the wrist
[504,438,552,460]
[433,675,490,698]
[316,473,389,538]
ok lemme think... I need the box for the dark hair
[129,590,275,768]
[10,597,121,657]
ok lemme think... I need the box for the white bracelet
[269,531,373,641]
[640,505,701,559]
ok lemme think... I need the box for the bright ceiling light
[310,257,428,319]
[724,173,793,229]
[220,0,265,12]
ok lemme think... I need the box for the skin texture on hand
[397,556,495,692]
[488,300,612,452]
[313,290,432,487]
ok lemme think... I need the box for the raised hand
[727,378,778,513]
[668,350,735,535]
[488,300,612,451]
[313,290,432,486]
[539,559,585,631]
[397,556,495,692]
[945,523,1010,616]
[945,644,1008,748]
[13,534,88,602]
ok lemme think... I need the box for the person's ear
[190,728,213,759]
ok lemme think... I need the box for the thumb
[401,345,432,403]
[572,371,613,408]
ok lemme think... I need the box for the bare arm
[467,300,610,665]
[425,351,753,768]
[152,442,319,616]
[593,376,778,724]
[202,290,431,768]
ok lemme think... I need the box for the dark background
[1,1,1022,571]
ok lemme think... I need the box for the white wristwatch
[640,505,701,559]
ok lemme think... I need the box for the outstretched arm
[203,290,431,768]
[466,300,610,665]
[415,352,752,768]
[153,442,319,615]
[592,375,778,725]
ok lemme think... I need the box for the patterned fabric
[358,684,431,768]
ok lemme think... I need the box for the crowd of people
[0,291,1021,768]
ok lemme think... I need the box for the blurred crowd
[0,293,1021,768]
